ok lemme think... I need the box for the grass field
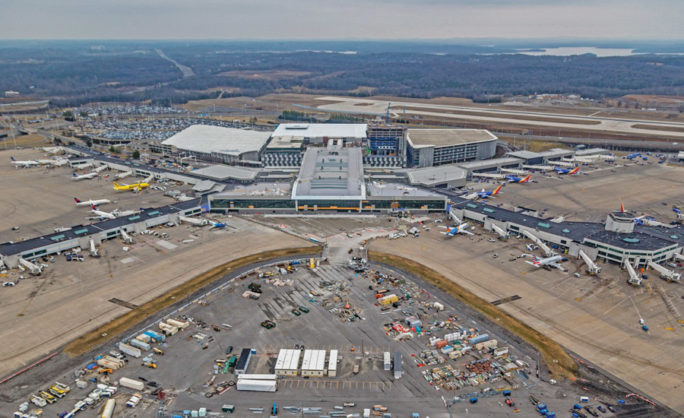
[368,250,579,380]
[63,246,319,357]
[0,134,49,148]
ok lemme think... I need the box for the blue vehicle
[470,397,478,404]
[272,402,278,415]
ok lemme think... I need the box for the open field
[369,227,684,413]
[218,70,312,80]
[0,133,50,148]
[483,161,684,223]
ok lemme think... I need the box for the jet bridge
[521,230,554,257]
[19,257,43,276]
[624,261,642,286]
[579,249,601,275]
[647,261,681,282]
[491,224,508,240]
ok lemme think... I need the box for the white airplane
[525,255,565,270]
[74,197,111,207]
[440,223,474,237]
[10,156,39,168]
[90,205,116,219]
[72,172,98,181]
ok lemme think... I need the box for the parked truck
[129,339,150,351]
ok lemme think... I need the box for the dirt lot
[0,216,314,377]
[369,227,684,413]
[481,160,684,223]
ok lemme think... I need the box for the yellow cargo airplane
[113,181,149,192]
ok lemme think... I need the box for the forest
[0,40,682,105]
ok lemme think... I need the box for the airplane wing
[463,193,478,200]
[462,230,474,236]
[549,263,566,271]
[524,260,540,267]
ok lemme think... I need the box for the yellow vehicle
[39,391,56,403]
[48,385,65,398]
[152,347,165,355]
[143,362,157,369]
[98,368,113,375]
[113,181,149,192]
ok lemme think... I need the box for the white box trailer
[328,349,338,377]
[166,318,190,329]
[118,377,145,391]
[236,379,276,392]
[118,343,141,358]
[236,374,277,381]
[383,352,391,371]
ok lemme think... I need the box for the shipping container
[118,343,141,358]
[383,352,391,371]
[118,377,145,391]
[135,334,151,344]
[143,330,166,342]
[100,398,115,418]
[129,339,150,351]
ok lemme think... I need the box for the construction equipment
[579,250,601,275]
[624,261,642,286]
[647,261,681,282]
[521,230,554,257]
[143,362,157,369]
[491,224,508,240]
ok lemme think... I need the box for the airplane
[525,255,565,270]
[505,174,531,184]
[440,223,473,237]
[72,172,98,181]
[90,205,116,220]
[464,184,503,200]
[74,197,111,207]
[554,166,580,175]
[113,181,149,192]
[10,156,39,168]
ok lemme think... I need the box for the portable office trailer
[328,349,338,377]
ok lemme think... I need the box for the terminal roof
[292,148,365,200]
[407,128,496,148]
[272,123,367,139]
[162,125,270,156]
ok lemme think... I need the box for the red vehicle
[505,397,515,407]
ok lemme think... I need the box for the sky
[1,0,683,41]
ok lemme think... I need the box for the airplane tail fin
[521,175,531,183]
[91,204,96,210]
[620,202,625,213]
[113,182,119,188]
[569,167,580,174]
[492,184,503,195]
[74,197,80,203]
[674,206,681,214]
[10,156,15,161]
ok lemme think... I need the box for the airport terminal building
[405,129,497,168]
[209,147,447,214]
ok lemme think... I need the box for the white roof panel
[302,349,326,371]
[162,125,270,157]
[328,349,338,371]
[272,123,367,139]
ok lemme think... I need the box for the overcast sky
[1,0,682,40]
